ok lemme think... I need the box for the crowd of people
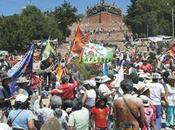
[0,41,175,130]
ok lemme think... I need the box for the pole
[172,7,174,39]
[147,24,149,37]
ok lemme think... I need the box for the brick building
[68,0,131,49]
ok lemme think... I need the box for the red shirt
[139,64,152,73]
[51,80,78,100]
[91,107,109,128]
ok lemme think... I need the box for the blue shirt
[8,109,36,130]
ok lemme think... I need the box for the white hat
[16,77,29,83]
[99,75,111,83]
[139,95,150,107]
[151,73,162,79]
[145,73,151,80]
[139,74,145,78]
[84,80,96,87]
[16,94,28,103]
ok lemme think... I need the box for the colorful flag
[42,40,56,61]
[8,44,35,79]
[81,42,113,64]
[71,26,88,55]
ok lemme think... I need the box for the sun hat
[16,77,29,83]
[95,76,102,83]
[151,73,162,79]
[141,87,149,95]
[99,75,111,83]
[139,95,150,107]
[83,80,96,87]
[16,94,28,103]
[145,73,151,80]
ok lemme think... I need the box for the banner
[81,42,113,64]
[8,44,35,79]
[42,40,56,61]
[71,26,88,55]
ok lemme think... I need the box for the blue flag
[8,44,35,79]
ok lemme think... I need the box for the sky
[0,0,131,16]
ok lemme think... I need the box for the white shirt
[98,84,111,97]
[0,123,11,130]
[85,89,96,107]
[68,107,89,130]
[166,84,175,106]
[36,107,54,123]
[149,82,165,105]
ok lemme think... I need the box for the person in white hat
[81,80,97,109]
[8,94,36,130]
[164,75,175,129]
[97,76,114,98]
[149,72,165,130]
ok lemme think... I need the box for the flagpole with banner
[7,44,35,94]
[65,25,89,65]
[8,44,35,79]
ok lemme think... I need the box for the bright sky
[0,0,131,16]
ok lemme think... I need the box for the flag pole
[65,24,81,65]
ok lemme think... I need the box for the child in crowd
[91,98,109,130]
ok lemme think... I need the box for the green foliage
[0,2,78,52]
[126,0,175,37]
[49,1,79,38]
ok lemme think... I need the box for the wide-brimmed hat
[95,76,102,83]
[16,77,29,83]
[16,94,28,103]
[140,86,149,95]
[99,75,111,83]
[145,73,151,80]
[151,73,162,79]
[83,80,96,87]
[139,95,150,107]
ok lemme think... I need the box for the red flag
[71,26,89,55]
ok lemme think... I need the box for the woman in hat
[139,95,157,130]
[164,76,175,129]
[0,74,14,117]
[81,80,97,109]
[8,94,36,130]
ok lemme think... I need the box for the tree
[50,0,79,38]
[0,15,30,52]
[0,5,63,52]
[125,0,175,37]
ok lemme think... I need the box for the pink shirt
[144,106,155,129]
